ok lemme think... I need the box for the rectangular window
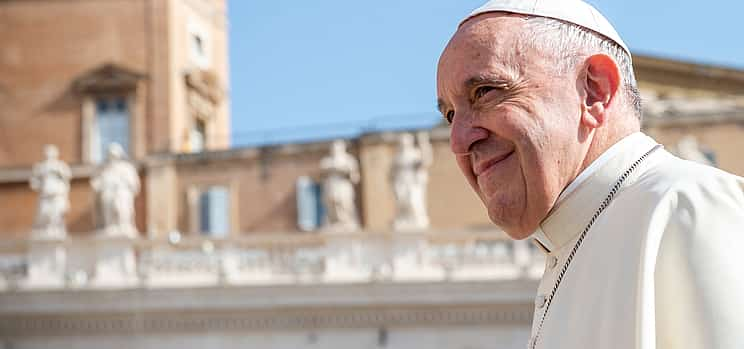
[93,96,130,162]
[198,186,230,237]
[296,176,324,231]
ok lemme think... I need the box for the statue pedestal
[92,237,138,288]
[392,219,429,233]
[324,236,366,282]
[25,238,66,289]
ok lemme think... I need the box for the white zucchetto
[462,0,630,55]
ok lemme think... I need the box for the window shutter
[199,186,230,237]
[296,176,322,232]
[199,190,211,233]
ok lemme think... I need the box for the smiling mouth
[473,151,515,177]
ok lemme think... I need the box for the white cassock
[528,132,744,349]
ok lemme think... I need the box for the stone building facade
[3,53,744,237]
[0,0,230,235]
[1,2,744,349]
[1,2,742,238]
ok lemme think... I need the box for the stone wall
[0,173,147,237]
[171,142,350,235]
[0,0,230,164]
[0,281,537,349]
[0,0,153,166]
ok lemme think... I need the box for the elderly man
[436,0,744,348]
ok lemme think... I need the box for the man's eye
[474,86,496,99]
[444,110,454,124]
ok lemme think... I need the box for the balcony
[0,230,545,291]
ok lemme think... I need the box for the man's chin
[501,227,535,240]
[487,212,535,240]
[479,191,538,239]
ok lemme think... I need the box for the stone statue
[29,145,71,239]
[391,132,432,232]
[320,140,360,232]
[91,143,140,237]
[676,135,715,166]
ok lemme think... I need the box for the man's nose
[450,115,489,155]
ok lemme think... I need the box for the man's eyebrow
[437,75,513,114]
[464,75,511,89]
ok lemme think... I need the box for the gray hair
[521,17,642,120]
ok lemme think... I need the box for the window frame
[186,181,237,237]
[82,93,136,164]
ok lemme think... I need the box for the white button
[535,295,547,308]
[548,256,558,269]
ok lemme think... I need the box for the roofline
[632,54,744,85]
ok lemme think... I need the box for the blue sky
[227,0,743,147]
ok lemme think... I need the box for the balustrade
[0,231,545,291]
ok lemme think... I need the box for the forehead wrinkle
[438,15,526,108]
[456,14,524,51]
[448,26,522,77]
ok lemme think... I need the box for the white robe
[528,133,744,349]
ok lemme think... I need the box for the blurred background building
[1,1,743,348]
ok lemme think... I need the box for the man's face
[436,14,586,239]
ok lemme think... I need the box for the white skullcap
[462,0,630,55]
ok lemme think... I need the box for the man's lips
[473,151,515,177]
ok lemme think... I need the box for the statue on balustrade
[91,143,140,238]
[320,140,360,232]
[29,145,71,239]
[391,132,432,232]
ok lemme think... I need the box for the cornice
[0,281,536,336]
[0,163,143,184]
[633,54,744,84]
[0,303,533,337]
[0,281,537,313]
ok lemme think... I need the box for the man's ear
[581,54,621,128]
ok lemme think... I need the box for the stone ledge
[0,163,144,184]
[642,110,744,127]
[0,303,533,337]
[0,280,538,314]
